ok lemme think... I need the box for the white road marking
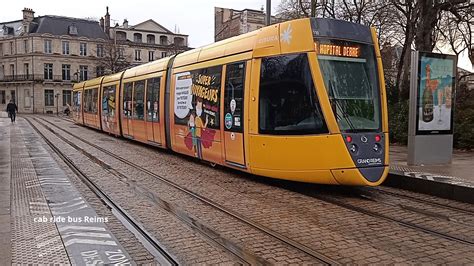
[64,239,117,247]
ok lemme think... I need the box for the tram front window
[259,53,328,135]
[317,41,381,132]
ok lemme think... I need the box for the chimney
[22,8,35,34]
[100,17,104,31]
[104,6,110,35]
[123,19,128,28]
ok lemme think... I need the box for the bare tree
[96,40,132,74]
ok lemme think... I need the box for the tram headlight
[373,143,382,153]
[349,144,358,154]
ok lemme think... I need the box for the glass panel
[123,83,133,118]
[91,88,98,114]
[132,80,145,120]
[174,66,222,130]
[224,62,245,132]
[102,85,116,118]
[259,54,328,135]
[317,40,381,132]
[146,78,160,122]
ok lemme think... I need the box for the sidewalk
[0,118,133,265]
[387,144,474,203]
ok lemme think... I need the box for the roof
[1,15,108,39]
[33,16,107,39]
[0,20,23,37]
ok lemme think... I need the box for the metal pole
[266,0,271,25]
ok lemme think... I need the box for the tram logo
[357,158,382,165]
[281,23,292,44]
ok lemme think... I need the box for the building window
[24,63,29,78]
[116,31,127,41]
[96,44,104,57]
[133,33,142,43]
[135,50,141,61]
[44,89,54,106]
[148,51,154,61]
[10,64,15,76]
[160,36,168,45]
[0,43,3,55]
[161,52,167,58]
[62,41,70,55]
[63,90,72,106]
[10,42,14,54]
[79,65,88,81]
[80,43,87,56]
[174,37,184,46]
[24,39,28,53]
[147,34,155,44]
[96,66,105,77]
[62,64,71,81]
[44,63,53,80]
[44,40,52,54]
[0,90,5,104]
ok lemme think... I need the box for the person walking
[6,99,18,123]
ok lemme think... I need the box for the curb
[384,170,474,204]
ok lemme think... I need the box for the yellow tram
[73,18,389,185]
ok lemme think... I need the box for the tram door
[223,62,246,167]
[145,77,162,144]
[122,82,133,137]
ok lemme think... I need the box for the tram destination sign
[317,43,360,58]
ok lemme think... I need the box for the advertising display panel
[416,52,456,135]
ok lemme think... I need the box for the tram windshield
[317,40,381,132]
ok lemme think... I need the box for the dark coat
[6,102,18,114]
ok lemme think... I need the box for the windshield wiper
[328,80,356,132]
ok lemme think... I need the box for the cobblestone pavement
[13,120,153,264]
[28,117,245,264]
[35,116,474,264]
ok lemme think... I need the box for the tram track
[25,117,179,266]
[33,116,340,265]
[355,189,473,228]
[367,186,474,215]
[306,191,474,246]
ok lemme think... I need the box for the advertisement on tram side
[174,66,222,159]
[416,52,456,135]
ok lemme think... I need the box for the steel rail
[25,117,179,266]
[41,116,340,265]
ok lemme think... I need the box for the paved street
[0,115,473,264]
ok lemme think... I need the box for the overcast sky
[2,0,472,71]
[2,0,280,48]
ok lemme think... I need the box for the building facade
[214,7,280,42]
[0,8,109,113]
[0,7,189,113]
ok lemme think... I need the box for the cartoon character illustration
[187,110,197,156]
[194,98,208,159]
[102,94,110,130]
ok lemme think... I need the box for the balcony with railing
[0,74,75,83]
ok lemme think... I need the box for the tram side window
[132,80,145,120]
[224,62,245,132]
[146,77,160,122]
[102,85,116,118]
[73,91,81,112]
[123,83,133,118]
[91,88,98,114]
[259,54,328,135]
[84,89,92,113]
